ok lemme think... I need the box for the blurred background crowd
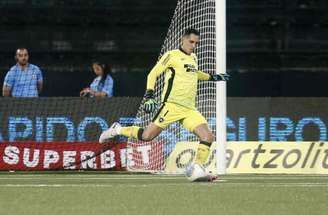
[0,0,327,97]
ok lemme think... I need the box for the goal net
[127,0,220,173]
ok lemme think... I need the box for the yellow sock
[195,143,210,164]
[120,126,141,139]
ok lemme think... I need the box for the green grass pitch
[0,172,327,215]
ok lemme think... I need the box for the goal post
[215,0,227,174]
[127,0,227,174]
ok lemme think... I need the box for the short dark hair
[183,28,200,36]
[16,47,28,54]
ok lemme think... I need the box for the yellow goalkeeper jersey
[147,48,210,110]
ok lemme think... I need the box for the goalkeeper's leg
[193,123,214,165]
[182,111,214,166]
[183,112,217,181]
[192,123,217,182]
[120,123,162,140]
[99,122,162,143]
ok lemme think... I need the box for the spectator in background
[80,62,114,98]
[2,48,43,97]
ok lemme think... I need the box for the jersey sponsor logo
[184,64,197,73]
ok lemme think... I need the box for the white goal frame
[215,0,227,174]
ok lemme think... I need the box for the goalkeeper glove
[143,90,158,113]
[210,73,230,81]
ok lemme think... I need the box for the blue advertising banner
[0,97,142,142]
[0,97,326,142]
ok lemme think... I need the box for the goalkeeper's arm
[143,53,170,113]
[197,71,229,81]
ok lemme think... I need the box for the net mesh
[127,0,217,173]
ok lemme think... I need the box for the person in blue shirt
[80,62,114,98]
[2,48,43,97]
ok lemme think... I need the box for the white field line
[1,174,327,179]
[221,182,328,186]
[0,177,187,180]
[0,176,328,181]
[223,176,328,180]
[0,182,328,188]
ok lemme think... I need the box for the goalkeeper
[99,28,228,175]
